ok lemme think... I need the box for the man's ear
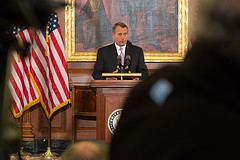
[112,32,115,39]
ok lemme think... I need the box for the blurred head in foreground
[62,141,109,160]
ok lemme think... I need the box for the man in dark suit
[92,22,148,80]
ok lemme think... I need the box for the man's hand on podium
[106,70,118,80]
[113,69,118,73]
[105,70,139,80]
[128,71,139,80]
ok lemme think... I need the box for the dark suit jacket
[92,41,148,80]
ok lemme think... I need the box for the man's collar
[114,43,127,50]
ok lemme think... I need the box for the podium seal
[108,109,122,134]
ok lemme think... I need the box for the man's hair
[61,141,109,160]
[112,22,128,34]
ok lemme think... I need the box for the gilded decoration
[65,0,188,62]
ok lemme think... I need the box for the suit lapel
[108,43,118,70]
[110,43,118,57]
[125,41,133,58]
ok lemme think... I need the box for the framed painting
[65,0,188,62]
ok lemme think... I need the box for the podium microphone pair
[116,55,131,73]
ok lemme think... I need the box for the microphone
[124,55,131,71]
[116,55,121,70]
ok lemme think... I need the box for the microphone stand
[119,67,124,73]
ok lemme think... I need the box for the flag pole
[39,117,59,158]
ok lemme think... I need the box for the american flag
[9,27,40,118]
[10,12,70,119]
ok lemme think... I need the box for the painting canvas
[65,0,188,62]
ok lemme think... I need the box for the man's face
[112,26,128,47]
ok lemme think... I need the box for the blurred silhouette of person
[109,0,240,159]
[62,141,109,160]
[92,22,148,80]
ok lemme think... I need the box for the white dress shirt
[115,43,126,57]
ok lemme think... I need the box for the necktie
[120,47,124,67]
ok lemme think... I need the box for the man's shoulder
[98,43,114,51]
[127,41,142,50]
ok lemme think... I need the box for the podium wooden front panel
[90,80,139,142]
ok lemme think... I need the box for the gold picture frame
[65,0,188,62]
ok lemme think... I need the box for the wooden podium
[90,80,140,142]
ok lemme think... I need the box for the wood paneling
[30,103,72,140]
[71,85,96,143]
[74,87,96,113]
[22,110,34,141]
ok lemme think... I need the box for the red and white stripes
[10,13,70,119]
